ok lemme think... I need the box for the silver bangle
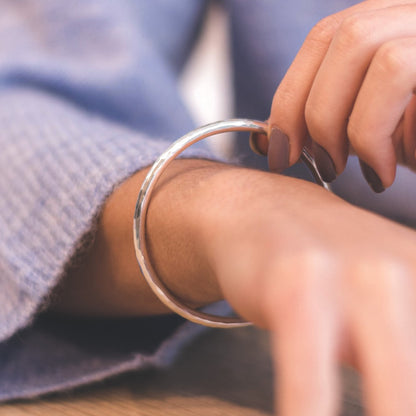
[133,119,331,328]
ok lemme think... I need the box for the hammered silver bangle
[133,119,331,328]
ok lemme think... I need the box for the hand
[263,0,416,192]
[53,159,416,415]
[196,166,416,415]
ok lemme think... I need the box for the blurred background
[179,1,235,158]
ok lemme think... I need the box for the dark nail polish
[359,160,385,193]
[312,142,337,183]
[268,127,289,173]
[249,131,268,156]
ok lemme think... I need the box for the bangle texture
[133,119,331,328]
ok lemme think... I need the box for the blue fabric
[0,0,372,400]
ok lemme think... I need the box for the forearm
[51,159,232,316]
[51,158,344,318]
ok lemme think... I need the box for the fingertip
[268,127,290,173]
[269,97,308,169]
[358,160,386,193]
[249,131,268,156]
[312,142,337,183]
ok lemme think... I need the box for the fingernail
[267,127,289,173]
[249,131,268,156]
[359,160,385,193]
[312,142,337,183]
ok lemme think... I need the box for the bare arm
[51,158,416,415]
[51,159,228,316]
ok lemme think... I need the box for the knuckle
[336,14,370,50]
[374,40,409,76]
[262,247,335,325]
[348,256,408,300]
[306,15,339,48]
[271,87,296,116]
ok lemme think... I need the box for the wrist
[145,159,233,307]
[51,158,230,317]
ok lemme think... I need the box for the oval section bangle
[133,119,331,328]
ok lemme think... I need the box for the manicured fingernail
[267,127,289,173]
[312,142,337,183]
[249,131,268,156]
[359,160,385,193]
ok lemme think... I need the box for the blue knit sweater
[6,0,411,401]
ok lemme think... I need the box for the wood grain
[0,326,364,415]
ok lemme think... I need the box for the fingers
[264,247,416,416]
[346,261,416,415]
[268,0,416,191]
[268,0,395,168]
[349,36,416,188]
[269,258,416,416]
[268,13,342,170]
[306,5,416,184]
[266,256,341,415]
[272,318,339,416]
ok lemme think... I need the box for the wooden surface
[0,326,364,415]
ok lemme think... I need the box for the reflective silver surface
[134,119,331,328]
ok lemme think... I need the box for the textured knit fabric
[2,0,415,401]
[0,0,212,399]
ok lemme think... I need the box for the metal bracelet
[133,119,330,328]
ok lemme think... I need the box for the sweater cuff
[0,88,219,342]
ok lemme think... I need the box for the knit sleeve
[0,0,212,343]
[0,87,215,341]
[0,85,229,401]
[0,0,219,400]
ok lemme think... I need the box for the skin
[52,158,416,416]
[51,0,416,413]
[264,0,416,189]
